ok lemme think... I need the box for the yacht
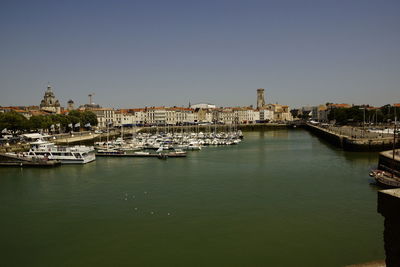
[26,140,96,164]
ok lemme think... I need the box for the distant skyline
[0,0,399,109]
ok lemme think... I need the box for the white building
[259,109,274,122]
[92,108,115,128]
[114,110,135,127]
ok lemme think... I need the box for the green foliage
[81,111,98,126]
[0,111,29,134]
[328,105,398,124]
[0,110,98,134]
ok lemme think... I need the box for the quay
[0,153,61,167]
[305,123,399,152]
[378,188,400,266]
[53,132,100,144]
[378,149,400,176]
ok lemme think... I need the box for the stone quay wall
[305,123,399,152]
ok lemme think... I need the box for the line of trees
[327,105,399,125]
[0,110,98,134]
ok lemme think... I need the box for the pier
[305,123,399,151]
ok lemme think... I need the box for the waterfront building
[92,108,115,128]
[266,104,293,121]
[220,108,235,124]
[312,105,328,122]
[257,88,266,109]
[194,108,213,123]
[259,108,274,122]
[170,107,195,125]
[39,84,61,114]
[114,110,135,127]
[131,109,146,125]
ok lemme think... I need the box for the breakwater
[305,123,399,152]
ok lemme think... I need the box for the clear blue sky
[0,0,399,108]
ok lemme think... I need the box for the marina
[0,129,385,267]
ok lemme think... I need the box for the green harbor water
[0,129,384,266]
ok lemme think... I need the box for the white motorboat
[26,140,95,164]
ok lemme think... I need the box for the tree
[0,111,28,134]
[81,111,98,127]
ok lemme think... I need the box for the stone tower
[257,88,265,109]
[40,84,61,113]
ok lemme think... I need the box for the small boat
[133,151,150,155]
[164,149,187,157]
[369,170,400,188]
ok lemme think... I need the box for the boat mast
[107,122,109,150]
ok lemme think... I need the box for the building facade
[39,85,61,114]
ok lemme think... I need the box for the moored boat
[26,140,95,164]
[370,170,400,188]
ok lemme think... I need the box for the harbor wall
[378,189,400,267]
[305,124,400,152]
[378,150,400,176]
[304,124,344,147]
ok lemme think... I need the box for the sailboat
[97,122,125,155]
